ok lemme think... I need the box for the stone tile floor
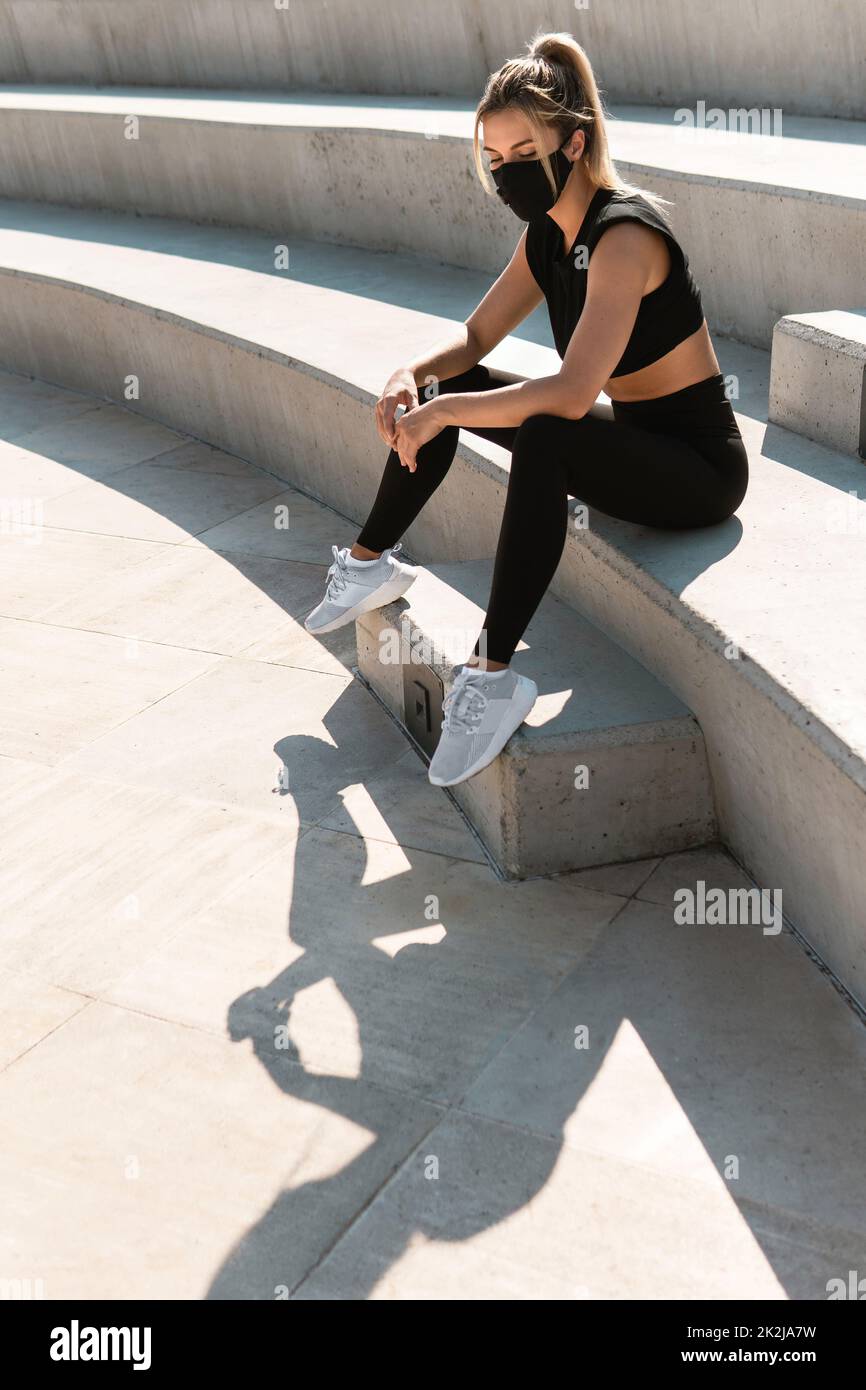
[1,369,864,1300]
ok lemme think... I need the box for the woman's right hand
[376,369,419,448]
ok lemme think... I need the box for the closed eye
[488,151,538,168]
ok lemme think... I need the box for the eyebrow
[482,137,536,153]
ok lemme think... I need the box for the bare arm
[409,227,545,382]
[428,223,657,432]
[375,229,543,444]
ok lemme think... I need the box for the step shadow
[3,370,865,1299]
[202,690,866,1300]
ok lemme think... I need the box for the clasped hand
[392,400,447,472]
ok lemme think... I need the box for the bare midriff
[603,321,721,403]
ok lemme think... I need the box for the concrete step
[5,357,866,1303]
[0,202,863,1001]
[770,310,866,459]
[0,1,862,119]
[0,87,863,347]
[355,561,715,878]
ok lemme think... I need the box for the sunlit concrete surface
[0,90,861,344]
[0,0,862,118]
[0,205,863,998]
[770,311,866,458]
[1,370,866,1299]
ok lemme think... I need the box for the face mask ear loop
[553,127,580,196]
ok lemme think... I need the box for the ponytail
[472,29,672,221]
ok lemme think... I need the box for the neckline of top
[551,186,614,265]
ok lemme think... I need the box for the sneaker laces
[325,542,404,600]
[442,670,489,735]
[325,545,350,599]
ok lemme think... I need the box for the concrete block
[357,561,715,877]
[770,310,866,458]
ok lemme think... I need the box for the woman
[305,30,749,788]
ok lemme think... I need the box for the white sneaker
[428,664,538,787]
[304,542,418,635]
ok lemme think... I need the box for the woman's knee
[702,492,746,526]
[695,446,749,525]
[514,410,584,449]
[695,467,749,526]
[510,413,576,476]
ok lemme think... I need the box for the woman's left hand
[393,400,447,473]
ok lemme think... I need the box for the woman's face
[482,109,581,170]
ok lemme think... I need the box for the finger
[388,399,411,444]
[377,396,397,447]
[389,404,408,449]
[397,437,416,473]
[381,399,397,443]
[394,430,412,471]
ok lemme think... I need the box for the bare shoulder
[593,218,666,262]
[589,220,671,293]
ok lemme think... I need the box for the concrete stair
[0,87,862,346]
[0,0,864,1005]
[0,202,863,998]
[356,561,715,878]
[5,363,866,1303]
[770,310,866,459]
[2,0,866,1301]
[0,1,862,119]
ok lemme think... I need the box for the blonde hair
[473,30,671,221]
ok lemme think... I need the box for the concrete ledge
[0,89,863,346]
[770,311,866,458]
[356,561,715,878]
[0,1,862,118]
[0,204,863,999]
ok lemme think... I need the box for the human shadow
[3,368,865,1301]
[204,683,866,1300]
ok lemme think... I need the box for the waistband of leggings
[611,373,730,414]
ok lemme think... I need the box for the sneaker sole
[429,679,538,787]
[304,567,417,635]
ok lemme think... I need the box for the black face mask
[491,133,576,222]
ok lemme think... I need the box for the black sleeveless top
[525,187,705,377]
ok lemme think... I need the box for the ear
[564,128,587,161]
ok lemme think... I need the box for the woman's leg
[355,365,518,553]
[475,408,748,665]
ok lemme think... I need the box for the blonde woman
[306,31,748,787]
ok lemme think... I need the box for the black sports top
[525,187,705,377]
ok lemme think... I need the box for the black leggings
[357,365,749,664]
